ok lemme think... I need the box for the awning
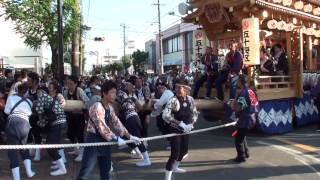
[164,59,182,66]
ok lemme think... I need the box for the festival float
[181,0,320,134]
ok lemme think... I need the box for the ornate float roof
[184,0,320,23]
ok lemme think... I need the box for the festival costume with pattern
[4,95,35,180]
[233,87,259,162]
[77,102,128,180]
[162,95,198,180]
[117,85,151,166]
[63,87,89,161]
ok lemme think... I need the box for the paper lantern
[304,4,313,13]
[294,1,304,10]
[277,20,287,30]
[267,19,278,29]
[300,26,307,34]
[306,28,315,36]
[315,30,320,38]
[282,0,292,6]
[313,7,320,16]
[285,23,294,32]
[273,0,282,3]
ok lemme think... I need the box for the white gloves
[129,135,142,145]
[179,122,193,133]
[186,124,194,132]
[113,135,142,146]
[117,137,126,146]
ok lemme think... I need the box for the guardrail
[255,75,294,89]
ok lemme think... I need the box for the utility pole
[72,0,80,76]
[154,0,164,74]
[57,0,64,77]
[120,24,127,58]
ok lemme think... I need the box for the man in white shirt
[151,81,174,135]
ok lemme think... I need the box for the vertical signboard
[192,30,208,71]
[242,17,260,65]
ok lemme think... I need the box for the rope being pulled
[0,122,236,150]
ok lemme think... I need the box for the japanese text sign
[193,30,207,61]
[242,17,260,65]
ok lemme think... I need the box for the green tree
[121,55,131,72]
[0,0,80,76]
[132,49,148,73]
[103,63,123,75]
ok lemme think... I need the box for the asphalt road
[1,116,320,180]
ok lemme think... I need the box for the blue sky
[81,0,184,70]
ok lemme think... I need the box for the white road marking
[295,157,320,177]
[256,140,320,178]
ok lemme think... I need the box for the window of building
[163,35,180,54]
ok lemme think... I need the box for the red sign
[242,20,249,31]
[195,31,203,40]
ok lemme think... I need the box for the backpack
[37,98,57,128]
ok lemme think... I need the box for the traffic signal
[94,37,105,41]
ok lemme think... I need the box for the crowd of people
[0,41,264,180]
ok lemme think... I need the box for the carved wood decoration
[205,3,224,23]
[188,0,250,9]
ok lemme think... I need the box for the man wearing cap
[162,78,198,180]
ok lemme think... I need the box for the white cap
[91,85,101,91]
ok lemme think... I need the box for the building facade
[155,23,200,73]
[145,39,156,73]
[0,10,51,75]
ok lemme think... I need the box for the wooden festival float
[181,0,320,134]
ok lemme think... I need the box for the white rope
[0,122,236,150]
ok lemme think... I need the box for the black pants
[6,116,31,169]
[67,113,85,143]
[77,133,111,180]
[139,111,150,138]
[125,115,146,153]
[234,128,249,159]
[192,74,216,98]
[46,124,64,161]
[28,114,42,144]
[166,134,189,171]
[156,114,169,135]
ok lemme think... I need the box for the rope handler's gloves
[179,121,192,133]
[185,124,194,132]
[129,135,142,145]
[117,137,126,146]
[112,135,126,146]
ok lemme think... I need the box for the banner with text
[192,30,208,72]
[242,17,260,65]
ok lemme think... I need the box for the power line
[89,27,155,34]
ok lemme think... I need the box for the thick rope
[0,122,236,150]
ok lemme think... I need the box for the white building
[0,9,51,75]
[155,23,199,73]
